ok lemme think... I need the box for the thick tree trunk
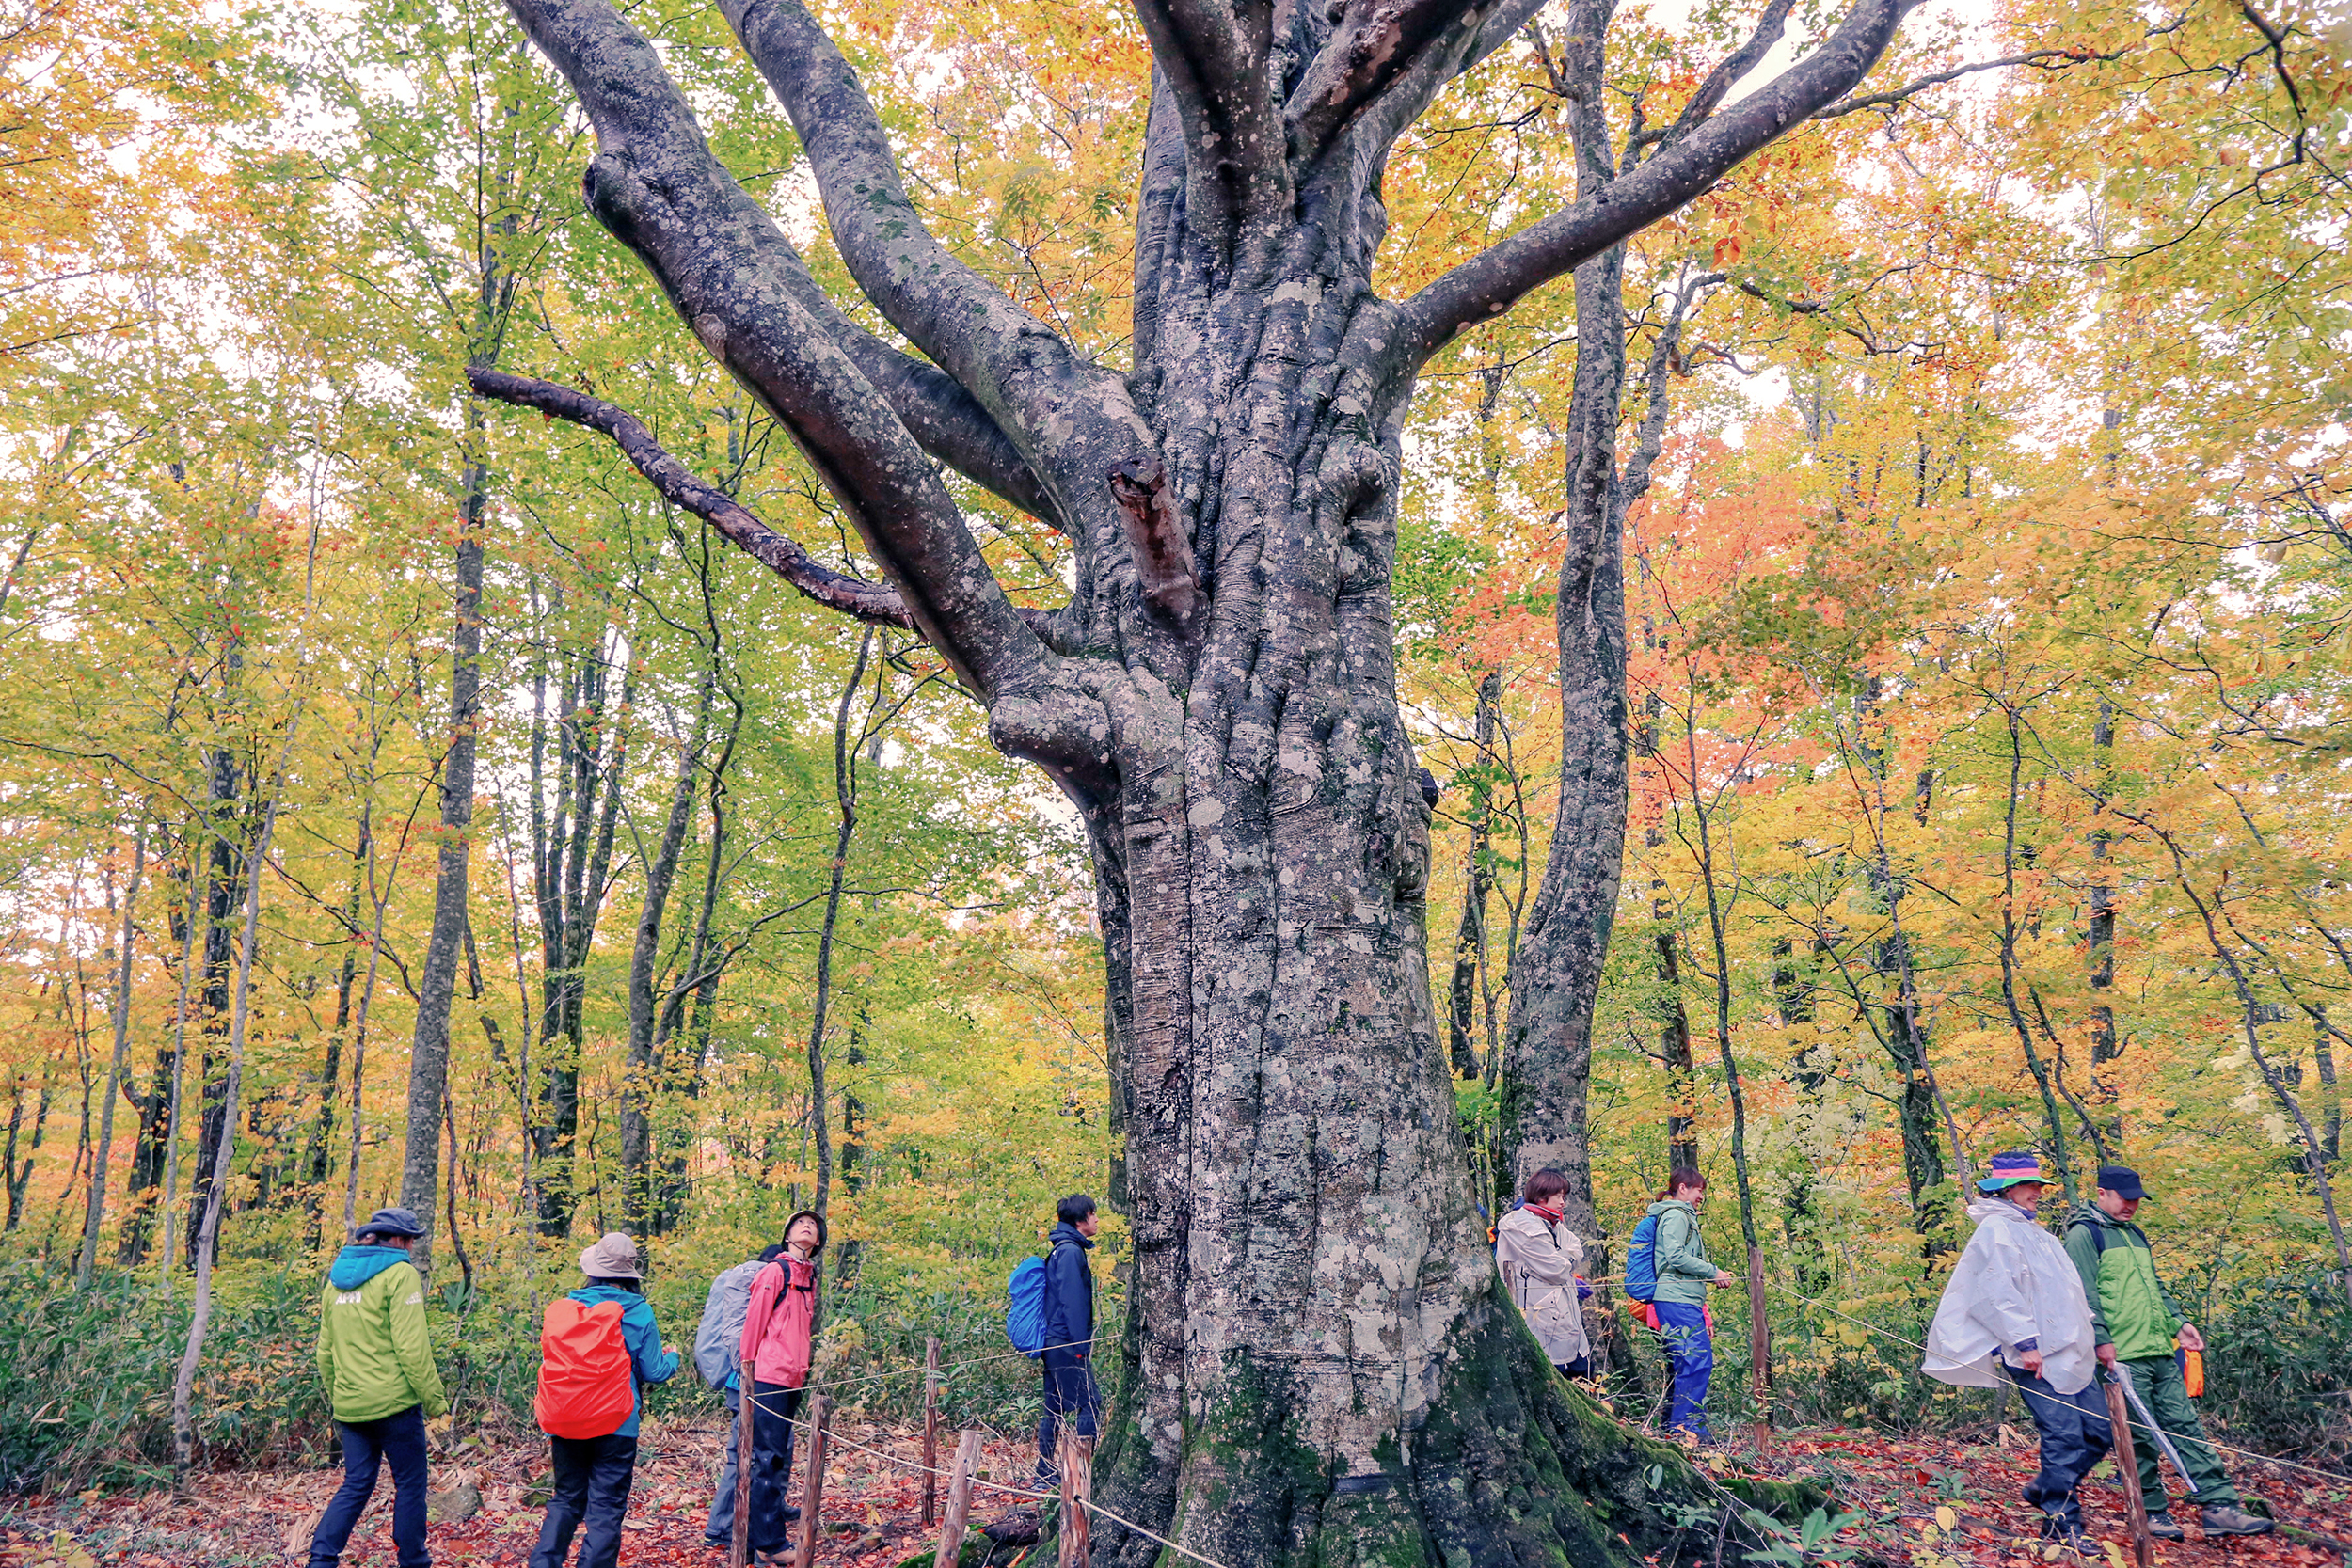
[472,0,1905,1550]
[401,464,488,1275]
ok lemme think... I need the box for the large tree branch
[1292,0,1551,181]
[468,369,913,628]
[824,321,1066,531]
[498,0,1046,701]
[1391,0,1918,367]
[1131,0,1291,255]
[1628,0,1797,157]
[720,0,1115,448]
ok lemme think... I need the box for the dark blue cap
[2097,1164,2146,1200]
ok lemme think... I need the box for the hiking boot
[2037,1516,2094,1556]
[2200,1504,2275,1537]
[2145,1512,2185,1542]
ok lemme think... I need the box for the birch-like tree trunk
[76,830,145,1286]
[468,0,1913,1551]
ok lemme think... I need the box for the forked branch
[1391,0,1917,366]
[1132,0,1292,252]
[499,0,1046,701]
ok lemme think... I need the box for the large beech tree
[471,0,1914,1558]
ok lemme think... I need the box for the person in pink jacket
[737,1211,823,1565]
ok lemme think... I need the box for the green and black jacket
[2061,1202,2185,1362]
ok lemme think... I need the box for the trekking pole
[793,1392,832,1568]
[732,1385,754,1568]
[2101,1371,2154,1568]
[921,1336,941,1527]
[932,1428,983,1568]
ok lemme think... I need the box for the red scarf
[1524,1201,1563,1225]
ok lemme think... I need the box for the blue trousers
[308,1404,431,1568]
[1653,1302,1714,1438]
[703,1387,742,1544]
[1036,1352,1101,1474]
[2003,1365,2112,1529]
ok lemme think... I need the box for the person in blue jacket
[1035,1195,1100,1484]
[531,1233,680,1568]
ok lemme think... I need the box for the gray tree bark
[619,673,711,1230]
[399,462,487,1275]
[469,0,1912,1551]
[76,830,146,1287]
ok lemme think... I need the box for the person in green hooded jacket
[2062,1165,2270,1540]
[307,1206,449,1568]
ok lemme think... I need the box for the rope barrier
[739,1392,1232,1568]
[1763,1279,2352,1489]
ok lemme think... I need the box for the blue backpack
[1006,1255,1050,1358]
[1623,1211,1662,1302]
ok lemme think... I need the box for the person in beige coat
[1496,1167,1593,1376]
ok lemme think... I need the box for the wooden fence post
[2102,1374,2155,1568]
[731,1384,754,1568]
[1747,1244,1772,1451]
[932,1428,983,1568]
[793,1392,832,1568]
[1057,1429,1093,1568]
[922,1336,942,1527]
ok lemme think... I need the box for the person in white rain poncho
[1924,1150,2111,1551]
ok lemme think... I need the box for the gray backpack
[693,1259,766,1388]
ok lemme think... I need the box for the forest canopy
[0,0,2347,1541]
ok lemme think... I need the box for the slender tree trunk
[78,830,147,1287]
[2086,695,2121,1121]
[835,1007,865,1285]
[399,452,488,1276]
[305,809,366,1238]
[2316,1005,2342,1167]
[6,1061,54,1231]
[184,741,244,1266]
[173,741,295,1485]
[150,843,203,1275]
[806,630,872,1224]
[1996,706,2075,1202]
[621,673,710,1229]
[1444,673,1499,1081]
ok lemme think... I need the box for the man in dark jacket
[2063,1165,2271,1539]
[1036,1194,1100,1484]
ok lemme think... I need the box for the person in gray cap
[307,1207,447,1568]
[2064,1164,2272,1539]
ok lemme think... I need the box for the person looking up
[739,1212,824,1566]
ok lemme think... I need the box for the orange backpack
[534,1297,635,1439]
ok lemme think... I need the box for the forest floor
[0,1415,2344,1568]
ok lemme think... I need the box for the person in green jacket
[307,1207,450,1568]
[1644,1168,1737,1439]
[2062,1165,2271,1540]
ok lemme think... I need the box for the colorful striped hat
[1978,1149,2048,1193]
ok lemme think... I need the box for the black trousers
[2003,1364,2112,1530]
[1035,1353,1101,1475]
[747,1380,803,1557]
[307,1405,431,1568]
[529,1433,638,1568]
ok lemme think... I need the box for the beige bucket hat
[579,1231,643,1279]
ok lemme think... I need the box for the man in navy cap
[2065,1164,2272,1539]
